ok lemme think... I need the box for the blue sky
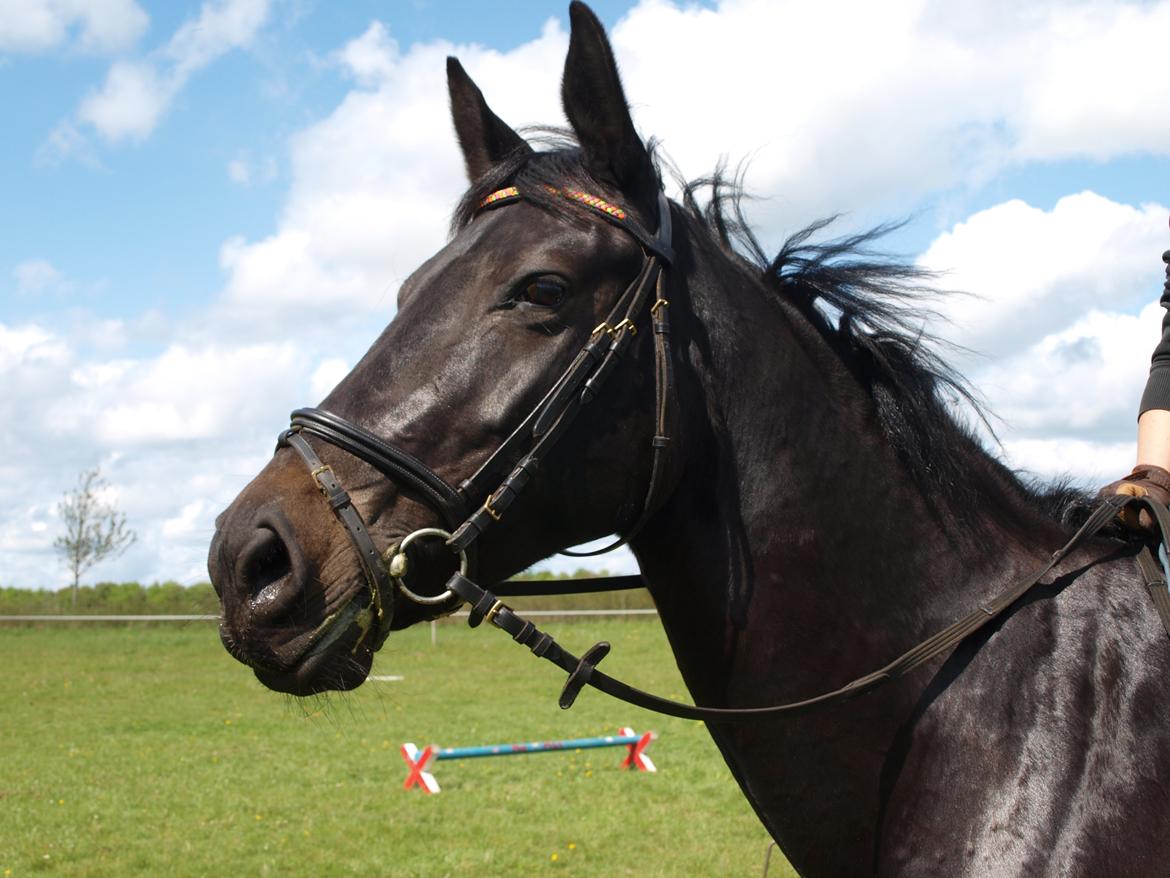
[2,2,654,327]
[2,0,1168,588]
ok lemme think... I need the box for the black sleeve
[1138,250,1170,416]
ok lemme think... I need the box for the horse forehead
[441,202,631,276]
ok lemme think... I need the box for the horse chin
[247,590,383,695]
[253,613,378,695]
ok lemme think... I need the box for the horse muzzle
[207,492,392,694]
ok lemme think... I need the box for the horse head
[208,2,677,695]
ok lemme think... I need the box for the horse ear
[447,56,532,182]
[561,2,657,210]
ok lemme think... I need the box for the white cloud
[0,319,319,587]
[214,0,1170,332]
[13,258,62,295]
[227,152,277,186]
[38,119,100,167]
[975,305,1158,441]
[632,0,1168,230]
[227,158,250,184]
[0,323,69,371]
[1002,438,1137,487]
[162,500,208,539]
[310,357,350,401]
[77,60,169,143]
[920,193,1168,361]
[217,19,565,321]
[334,19,397,87]
[0,0,148,55]
[57,0,271,148]
[88,342,301,444]
[165,0,269,78]
[1014,2,1170,162]
[916,192,1167,485]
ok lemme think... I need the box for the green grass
[0,620,793,877]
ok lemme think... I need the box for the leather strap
[448,191,675,554]
[287,410,466,528]
[280,430,393,648]
[1136,548,1170,639]
[492,574,644,597]
[445,493,1170,722]
[561,267,675,557]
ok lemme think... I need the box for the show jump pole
[401,727,657,793]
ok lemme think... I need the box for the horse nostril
[244,528,291,594]
[237,527,298,621]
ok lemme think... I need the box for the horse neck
[632,228,1061,707]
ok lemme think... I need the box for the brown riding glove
[1098,464,1170,534]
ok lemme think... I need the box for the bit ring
[386,527,467,606]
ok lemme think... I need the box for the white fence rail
[0,609,658,623]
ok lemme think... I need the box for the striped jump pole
[401,726,657,793]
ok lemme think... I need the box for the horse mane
[676,166,1096,530]
[451,138,1092,530]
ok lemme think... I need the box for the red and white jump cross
[400,742,440,794]
[400,727,657,793]
[618,726,657,772]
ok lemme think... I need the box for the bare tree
[54,467,136,607]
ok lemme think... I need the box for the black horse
[208,4,1170,874]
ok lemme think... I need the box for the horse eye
[519,278,566,308]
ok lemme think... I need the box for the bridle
[276,182,1170,723]
[278,183,676,649]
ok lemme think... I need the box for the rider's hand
[1098,464,1170,533]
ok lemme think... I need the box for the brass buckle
[613,318,637,336]
[483,496,502,522]
[650,298,669,315]
[591,322,615,340]
[310,463,334,494]
[485,599,508,625]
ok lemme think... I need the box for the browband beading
[479,186,673,265]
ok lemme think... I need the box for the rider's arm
[1099,249,1170,529]
[1135,250,1170,470]
[1137,409,1170,470]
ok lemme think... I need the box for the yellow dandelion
[550,853,559,862]
[568,843,576,850]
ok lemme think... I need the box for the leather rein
[277,183,1170,723]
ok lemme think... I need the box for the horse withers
[208,4,1170,874]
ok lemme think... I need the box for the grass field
[1,619,794,876]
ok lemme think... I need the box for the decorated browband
[477,185,674,265]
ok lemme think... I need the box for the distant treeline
[0,581,219,616]
[0,569,656,616]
